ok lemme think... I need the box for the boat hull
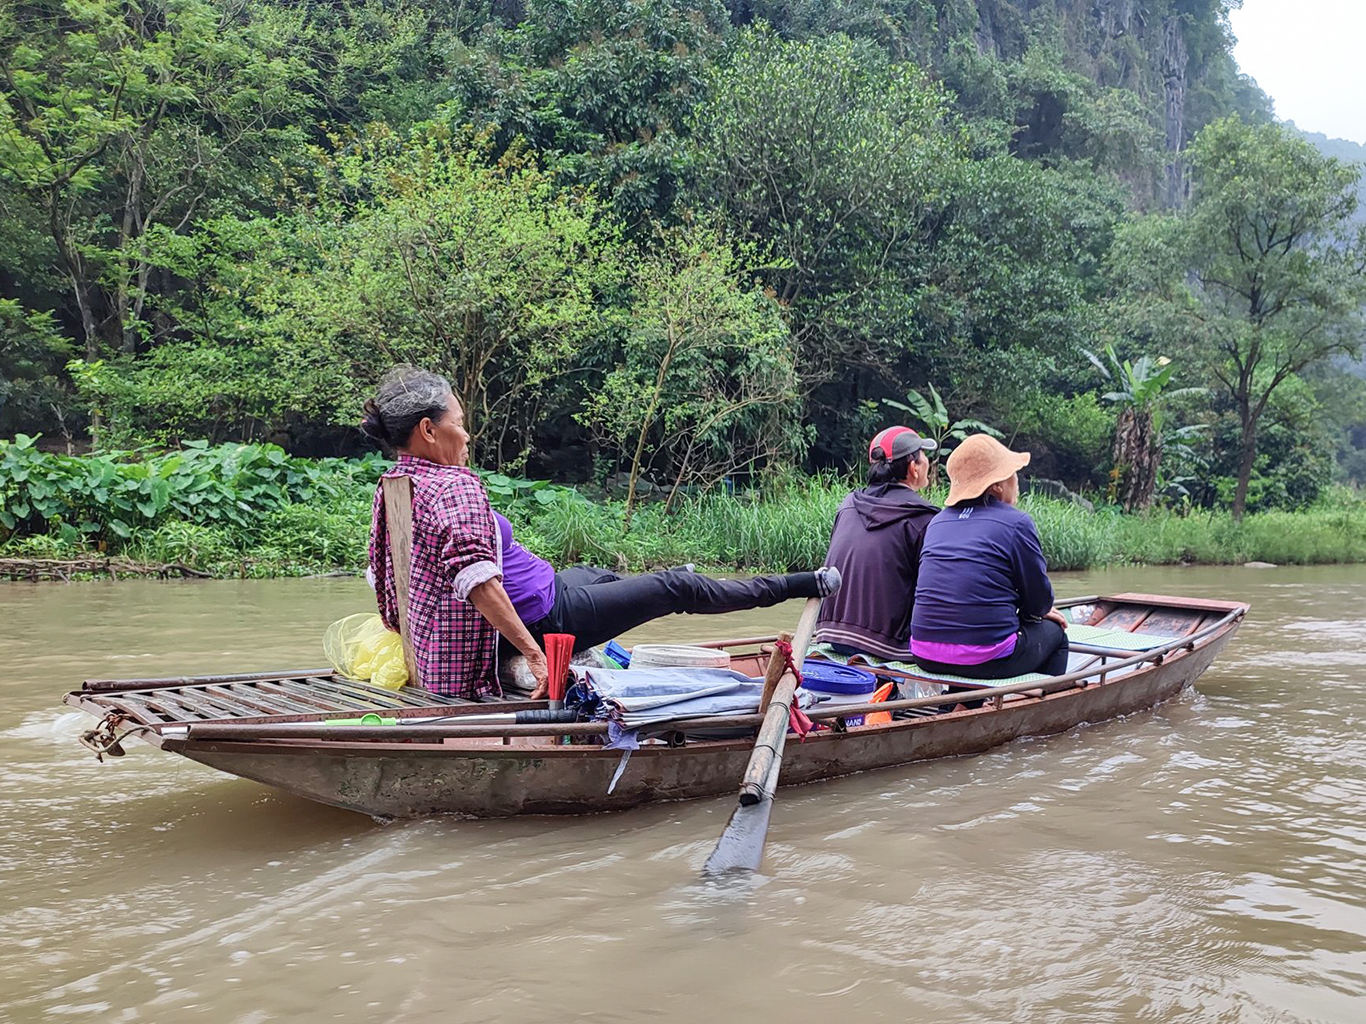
[170,620,1236,818]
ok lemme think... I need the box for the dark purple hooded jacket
[813,483,939,660]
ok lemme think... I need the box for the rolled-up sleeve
[432,474,502,603]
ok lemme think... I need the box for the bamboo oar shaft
[758,630,794,713]
[703,622,815,877]
[736,599,822,806]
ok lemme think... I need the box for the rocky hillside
[741,1,1271,208]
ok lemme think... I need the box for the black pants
[914,619,1070,681]
[518,566,819,652]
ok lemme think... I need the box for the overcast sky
[1229,0,1366,143]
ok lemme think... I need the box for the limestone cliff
[959,0,1262,206]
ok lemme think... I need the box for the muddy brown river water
[1,566,1364,1023]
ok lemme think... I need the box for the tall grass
[522,481,1366,574]
[1020,497,1117,571]
[5,458,1364,577]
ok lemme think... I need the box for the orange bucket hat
[944,434,1031,505]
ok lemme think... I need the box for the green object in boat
[325,713,397,726]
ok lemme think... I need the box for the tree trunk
[1232,421,1258,522]
[1113,408,1159,512]
[624,386,662,530]
[116,153,145,353]
[624,325,679,530]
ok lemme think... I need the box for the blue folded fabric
[567,667,810,728]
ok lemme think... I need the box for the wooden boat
[64,592,1247,819]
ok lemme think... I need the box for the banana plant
[1086,345,1207,511]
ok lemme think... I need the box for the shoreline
[1,548,1359,584]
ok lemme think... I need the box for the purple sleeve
[1009,515,1054,620]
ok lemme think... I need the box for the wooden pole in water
[381,475,418,684]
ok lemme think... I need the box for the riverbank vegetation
[3,2,1366,551]
[3,440,1363,578]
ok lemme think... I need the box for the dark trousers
[914,619,1070,681]
[521,566,819,652]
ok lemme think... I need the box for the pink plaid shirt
[368,455,503,699]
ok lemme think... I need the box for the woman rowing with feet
[362,366,840,700]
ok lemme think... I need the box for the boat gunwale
[61,594,1247,757]
[156,658,1190,762]
[132,603,1245,759]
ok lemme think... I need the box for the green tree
[250,0,488,129]
[66,214,307,446]
[0,0,308,434]
[285,124,623,467]
[1106,118,1366,518]
[0,299,74,442]
[579,224,804,525]
[448,0,731,231]
[692,30,958,374]
[692,31,1099,462]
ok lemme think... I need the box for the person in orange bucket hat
[910,434,1070,685]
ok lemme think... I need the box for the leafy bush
[0,435,386,544]
[1008,391,1113,488]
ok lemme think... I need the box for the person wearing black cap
[813,427,940,660]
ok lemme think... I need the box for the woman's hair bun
[362,366,453,450]
[360,399,390,444]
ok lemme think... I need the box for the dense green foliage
[4,441,1363,577]
[3,0,1364,519]
[0,437,581,574]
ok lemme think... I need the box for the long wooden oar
[703,593,828,876]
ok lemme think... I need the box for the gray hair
[360,366,453,449]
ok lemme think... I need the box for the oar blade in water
[700,592,829,878]
[702,796,774,876]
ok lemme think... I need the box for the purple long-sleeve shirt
[492,510,556,625]
[910,497,1054,659]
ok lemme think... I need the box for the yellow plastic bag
[323,613,409,690]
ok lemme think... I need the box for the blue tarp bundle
[566,667,792,729]
[565,666,822,794]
